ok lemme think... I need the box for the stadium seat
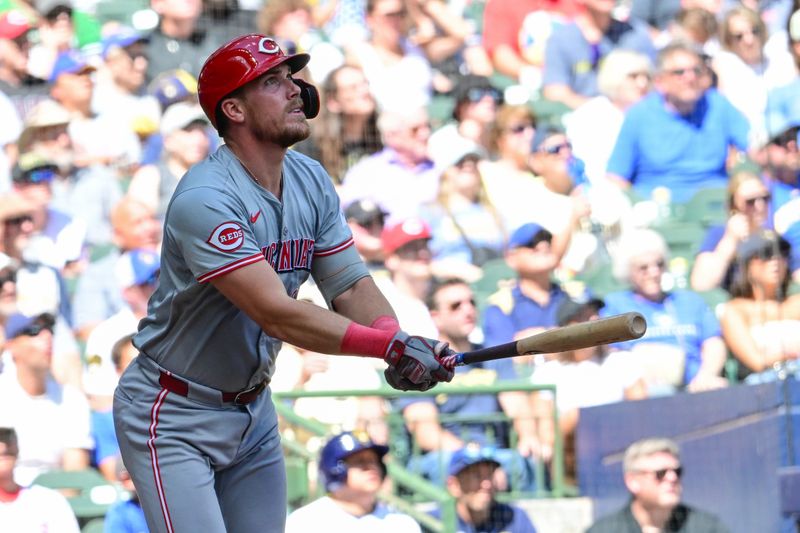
[33,469,121,521]
[471,257,515,314]
[81,517,105,533]
[679,187,728,227]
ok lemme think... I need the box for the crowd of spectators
[0,0,798,531]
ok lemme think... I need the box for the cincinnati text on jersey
[262,238,315,272]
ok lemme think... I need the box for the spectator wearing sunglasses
[603,229,728,396]
[758,123,800,237]
[395,278,541,491]
[691,169,773,293]
[587,437,729,533]
[10,151,87,274]
[480,105,575,259]
[606,41,750,203]
[0,311,92,486]
[428,74,501,159]
[712,6,791,148]
[720,231,800,384]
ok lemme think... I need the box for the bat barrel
[457,312,647,366]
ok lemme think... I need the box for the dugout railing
[273,381,565,533]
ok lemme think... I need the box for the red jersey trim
[313,237,354,257]
[197,253,265,283]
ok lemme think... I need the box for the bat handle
[440,352,464,371]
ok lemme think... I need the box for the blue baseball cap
[508,222,552,249]
[49,49,94,82]
[448,446,501,477]
[147,69,198,109]
[115,249,160,288]
[5,312,55,340]
[101,26,147,59]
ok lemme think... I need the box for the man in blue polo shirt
[607,41,750,203]
[482,223,568,367]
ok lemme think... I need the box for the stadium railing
[273,381,565,532]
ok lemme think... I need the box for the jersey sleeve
[166,185,264,283]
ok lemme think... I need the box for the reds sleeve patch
[207,221,245,252]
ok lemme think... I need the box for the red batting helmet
[198,34,310,129]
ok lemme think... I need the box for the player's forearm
[331,275,397,326]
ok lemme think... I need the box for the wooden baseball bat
[445,312,647,367]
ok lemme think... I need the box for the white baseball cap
[160,102,208,137]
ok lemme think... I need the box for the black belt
[158,371,267,406]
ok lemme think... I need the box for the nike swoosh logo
[250,210,261,223]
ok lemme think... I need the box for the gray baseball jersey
[133,144,353,391]
[114,144,356,533]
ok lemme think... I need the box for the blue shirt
[607,90,750,202]
[430,502,537,533]
[543,19,655,97]
[90,408,119,468]
[104,499,149,533]
[394,354,518,447]
[482,284,567,348]
[765,78,800,136]
[600,289,721,383]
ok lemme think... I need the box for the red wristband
[370,315,400,333]
[340,322,395,358]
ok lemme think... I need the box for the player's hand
[383,331,454,389]
[384,366,436,391]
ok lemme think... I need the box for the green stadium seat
[285,456,310,508]
[679,187,728,227]
[471,258,515,313]
[81,517,105,533]
[33,469,121,521]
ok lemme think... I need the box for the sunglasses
[506,123,535,135]
[17,322,54,337]
[743,194,771,208]
[752,246,789,261]
[541,141,572,155]
[637,466,683,481]
[447,298,476,312]
[667,66,704,78]
[731,28,762,42]
[466,87,502,104]
[4,215,33,227]
[21,167,57,184]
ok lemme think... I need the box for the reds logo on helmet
[207,221,245,252]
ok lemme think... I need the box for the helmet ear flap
[293,78,320,119]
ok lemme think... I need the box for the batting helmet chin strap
[293,79,320,119]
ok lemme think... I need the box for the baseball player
[286,431,421,532]
[112,34,454,533]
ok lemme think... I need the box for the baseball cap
[556,293,605,327]
[344,199,386,226]
[448,445,501,477]
[0,10,32,40]
[115,249,160,288]
[49,49,95,82]
[101,26,147,59]
[508,222,552,249]
[735,230,791,263]
[451,75,502,119]
[148,69,198,109]
[18,99,71,151]
[381,217,432,255]
[433,137,486,170]
[5,312,55,340]
[159,102,208,137]
[11,152,58,184]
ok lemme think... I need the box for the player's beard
[252,116,310,148]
